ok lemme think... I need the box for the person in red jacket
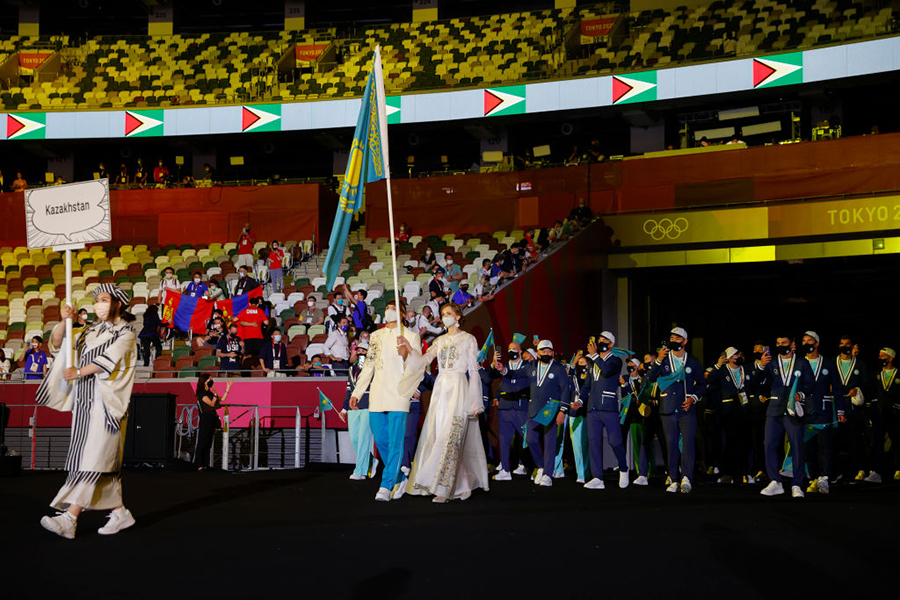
[235,223,257,270]
[235,297,267,359]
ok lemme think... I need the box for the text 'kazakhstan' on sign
[24,179,112,250]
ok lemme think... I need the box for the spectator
[397,222,410,243]
[97,162,109,180]
[235,223,256,270]
[505,244,524,274]
[0,169,4,191]
[267,241,285,293]
[205,278,226,301]
[115,164,128,185]
[451,280,475,308]
[405,308,443,340]
[159,266,180,300]
[259,327,288,378]
[153,159,169,184]
[323,315,351,373]
[0,349,11,380]
[301,354,331,377]
[72,308,91,330]
[138,305,163,367]
[203,163,219,183]
[197,311,226,349]
[22,336,48,380]
[569,200,593,224]
[300,297,325,326]
[12,172,27,192]
[217,322,244,377]
[236,297,267,357]
[181,174,195,187]
[473,275,494,303]
[444,256,464,294]
[429,267,449,299]
[584,139,605,163]
[490,255,511,285]
[478,258,492,282]
[53,176,66,186]
[133,158,147,185]
[194,375,232,470]
[722,31,737,55]
[234,265,260,296]
[631,52,644,69]
[421,247,436,270]
[184,271,208,298]
[698,137,710,147]
[351,289,370,331]
[327,291,352,322]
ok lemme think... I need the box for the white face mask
[94,302,111,321]
[165,272,173,279]
[442,315,458,328]
[307,301,315,308]
[446,260,453,265]
[384,309,397,323]
[273,334,282,342]
[194,278,201,284]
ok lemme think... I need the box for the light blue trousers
[347,409,374,478]
[368,411,408,491]
[554,415,590,480]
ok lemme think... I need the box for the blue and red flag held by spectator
[215,287,264,321]
[164,293,214,333]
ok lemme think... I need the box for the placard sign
[24,179,112,249]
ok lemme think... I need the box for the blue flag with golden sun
[323,47,390,289]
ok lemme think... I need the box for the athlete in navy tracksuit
[800,332,846,493]
[402,371,434,471]
[490,346,531,479]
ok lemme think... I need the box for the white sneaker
[634,475,649,486]
[760,480,784,496]
[494,470,512,481]
[495,463,504,472]
[98,507,135,535]
[619,471,630,489]
[375,487,391,502]
[512,465,527,475]
[583,478,605,490]
[864,471,883,483]
[576,478,585,484]
[40,512,76,539]
[391,478,408,500]
[552,471,565,479]
[816,477,830,494]
[539,475,553,487]
[532,468,544,484]
[349,473,366,481]
[680,477,692,494]
[665,481,678,493]
[791,485,805,498]
[369,458,380,479]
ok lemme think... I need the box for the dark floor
[0,466,896,599]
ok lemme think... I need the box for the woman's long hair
[197,373,213,400]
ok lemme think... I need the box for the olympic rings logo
[642,217,689,241]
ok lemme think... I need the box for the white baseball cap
[537,339,554,351]
[599,330,616,346]
[804,331,820,343]
[725,347,740,359]
[882,347,896,358]
[671,327,688,340]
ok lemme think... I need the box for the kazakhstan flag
[322,46,391,289]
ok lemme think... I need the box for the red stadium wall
[365,133,900,238]
[0,183,339,248]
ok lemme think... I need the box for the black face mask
[597,343,610,353]
[881,358,892,368]
[666,340,683,351]
[733,356,744,366]
[627,365,635,373]
[643,361,652,370]
[576,366,587,377]
[752,351,764,361]
[802,343,816,355]
[776,345,792,356]
[839,346,852,356]
[539,354,552,364]
[508,351,520,361]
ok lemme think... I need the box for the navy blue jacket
[569,370,589,417]
[708,364,752,416]
[648,352,707,415]
[479,367,493,412]
[834,356,869,408]
[752,354,815,418]
[489,360,531,410]
[804,355,846,423]
[506,360,572,420]
[579,353,622,412]
[344,361,370,410]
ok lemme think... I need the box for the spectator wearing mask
[115,164,128,185]
[397,222,410,243]
[236,298,267,357]
[234,265,260,296]
[216,323,244,377]
[12,172,27,192]
[138,305,163,367]
[302,354,332,377]
[421,247,436,270]
[153,159,169,184]
[205,279,226,301]
[425,293,445,325]
[570,200,593,225]
[0,349,11,380]
[259,328,288,377]
[351,289,371,331]
[73,308,91,330]
[203,163,219,183]
[235,223,256,270]
[478,258,492,282]
[97,163,109,180]
[451,280,474,308]
[184,272,208,298]
[199,311,226,349]
[327,292,352,322]
[473,275,494,303]
[300,297,325,326]
[268,241,285,293]
[490,255,511,285]
[429,268,449,299]
[133,158,147,185]
[23,336,49,380]
[194,375,232,470]
[159,267,180,302]
[406,308,444,340]
[444,257,464,294]
[324,315,351,373]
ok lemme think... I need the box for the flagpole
[373,46,403,332]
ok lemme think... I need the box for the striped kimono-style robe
[36,318,137,510]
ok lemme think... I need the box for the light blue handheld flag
[322,47,391,290]
[319,389,334,412]
[477,329,494,362]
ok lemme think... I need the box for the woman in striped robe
[37,284,138,539]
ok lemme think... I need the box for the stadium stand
[1,1,895,111]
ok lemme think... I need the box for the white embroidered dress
[407,331,490,499]
[36,318,137,510]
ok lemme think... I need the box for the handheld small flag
[656,364,686,392]
[619,394,633,424]
[477,329,494,362]
[318,389,345,422]
[512,333,526,345]
[611,347,635,359]
[781,423,830,473]
[521,422,528,448]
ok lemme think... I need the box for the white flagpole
[372,46,402,332]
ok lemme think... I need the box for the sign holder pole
[54,243,85,384]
